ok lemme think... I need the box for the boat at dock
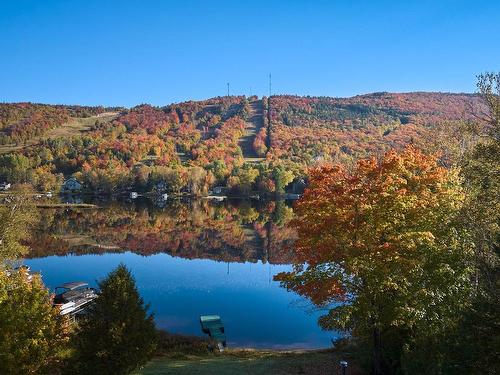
[53,282,98,316]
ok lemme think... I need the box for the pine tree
[75,264,157,375]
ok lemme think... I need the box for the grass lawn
[134,349,359,375]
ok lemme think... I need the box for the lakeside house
[213,186,228,195]
[0,182,11,190]
[61,177,83,192]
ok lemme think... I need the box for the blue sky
[0,0,498,107]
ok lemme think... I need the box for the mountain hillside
[267,92,484,164]
[0,92,483,193]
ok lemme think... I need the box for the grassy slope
[0,113,117,154]
[134,349,360,375]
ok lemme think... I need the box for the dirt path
[239,100,265,163]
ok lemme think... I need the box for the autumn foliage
[276,147,473,373]
[289,147,463,269]
[267,93,484,166]
[0,93,486,195]
[0,103,122,144]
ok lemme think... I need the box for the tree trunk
[373,327,383,375]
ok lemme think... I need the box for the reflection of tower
[227,262,229,275]
[266,220,272,284]
[265,221,272,263]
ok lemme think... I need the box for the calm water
[25,198,337,348]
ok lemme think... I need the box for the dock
[200,315,227,350]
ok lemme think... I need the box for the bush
[155,330,210,359]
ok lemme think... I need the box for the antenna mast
[227,82,230,97]
[269,74,272,97]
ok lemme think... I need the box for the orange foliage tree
[275,147,473,374]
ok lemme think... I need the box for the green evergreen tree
[75,264,157,375]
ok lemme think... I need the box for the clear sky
[0,0,499,107]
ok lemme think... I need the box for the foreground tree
[0,187,67,374]
[463,72,499,265]
[435,72,500,374]
[276,147,473,374]
[75,264,157,375]
[0,270,67,374]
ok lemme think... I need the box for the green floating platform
[200,315,227,348]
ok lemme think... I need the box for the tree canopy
[0,270,67,375]
[276,147,473,374]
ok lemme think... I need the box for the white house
[61,177,82,192]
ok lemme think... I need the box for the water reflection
[25,199,337,348]
[29,199,297,264]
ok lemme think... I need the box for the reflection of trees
[27,200,297,264]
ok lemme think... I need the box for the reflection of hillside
[27,200,297,264]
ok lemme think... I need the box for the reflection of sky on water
[26,252,337,349]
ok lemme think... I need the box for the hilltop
[0,92,483,195]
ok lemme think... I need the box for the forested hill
[267,92,483,164]
[0,103,124,144]
[0,92,484,194]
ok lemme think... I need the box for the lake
[25,198,337,349]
